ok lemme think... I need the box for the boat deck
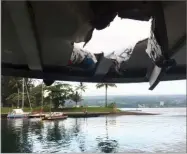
[28,114,45,118]
[42,115,68,121]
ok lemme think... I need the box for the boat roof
[12,109,24,113]
[2,1,186,90]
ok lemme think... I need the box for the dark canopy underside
[2,1,186,89]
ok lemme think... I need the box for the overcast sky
[42,16,186,96]
[75,16,151,55]
[61,80,186,96]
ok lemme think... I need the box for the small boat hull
[42,115,68,121]
[28,114,45,118]
[7,109,28,119]
[7,114,27,118]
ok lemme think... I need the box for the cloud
[62,80,186,96]
[75,16,151,55]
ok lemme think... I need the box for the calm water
[1,108,186,153]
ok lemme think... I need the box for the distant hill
[82,95,186,108]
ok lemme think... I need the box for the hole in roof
[74,16,151,56]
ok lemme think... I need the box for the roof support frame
[5,1,42,71]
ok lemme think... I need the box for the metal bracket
[146,30,176,90]
[93,53,113,79]
[146,3,176,90]
[148,59,176,90]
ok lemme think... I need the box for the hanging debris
[106,44,136,74]
[69,44,97,69]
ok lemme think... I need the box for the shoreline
[1,111,158,118]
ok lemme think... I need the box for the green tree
[2,76,35,107]
[9,78,35,108]
[76,82,87,95]
[30,83,45,107]
[96,83,117,107]
[1,76,11,106]
[6,92,35,108]
[2,76,22,107]
[76,82,86,106]
[8,77,22,90]
[108,102,116,108]
[24,78,35,93]
[45,82,73,109]
[70,91,82,106]
[6,93,19,107]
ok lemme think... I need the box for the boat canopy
[2,1,186,90]
[11,109,24,114]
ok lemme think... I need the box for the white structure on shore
[138,104,145,108]
[160,101,165,107]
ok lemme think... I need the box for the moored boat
[28,108,45,118]
[42,112,68,121]
[7,109,28,118]
[28,113,46,118]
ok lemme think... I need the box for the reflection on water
[1,108,186,153]
[96,117,119,153]
[97,138,118,153]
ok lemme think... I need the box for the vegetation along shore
[1,106,158,118]
[1,76,158,118]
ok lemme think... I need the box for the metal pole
[22,78,24,109]
[50,96,52,117]
[24,80,32,112]
[41,82,44,109]
[17,88,19,108]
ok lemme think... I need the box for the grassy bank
[1,107,121,114]
[1,107,158,117]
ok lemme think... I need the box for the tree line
[1,76,117,108]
